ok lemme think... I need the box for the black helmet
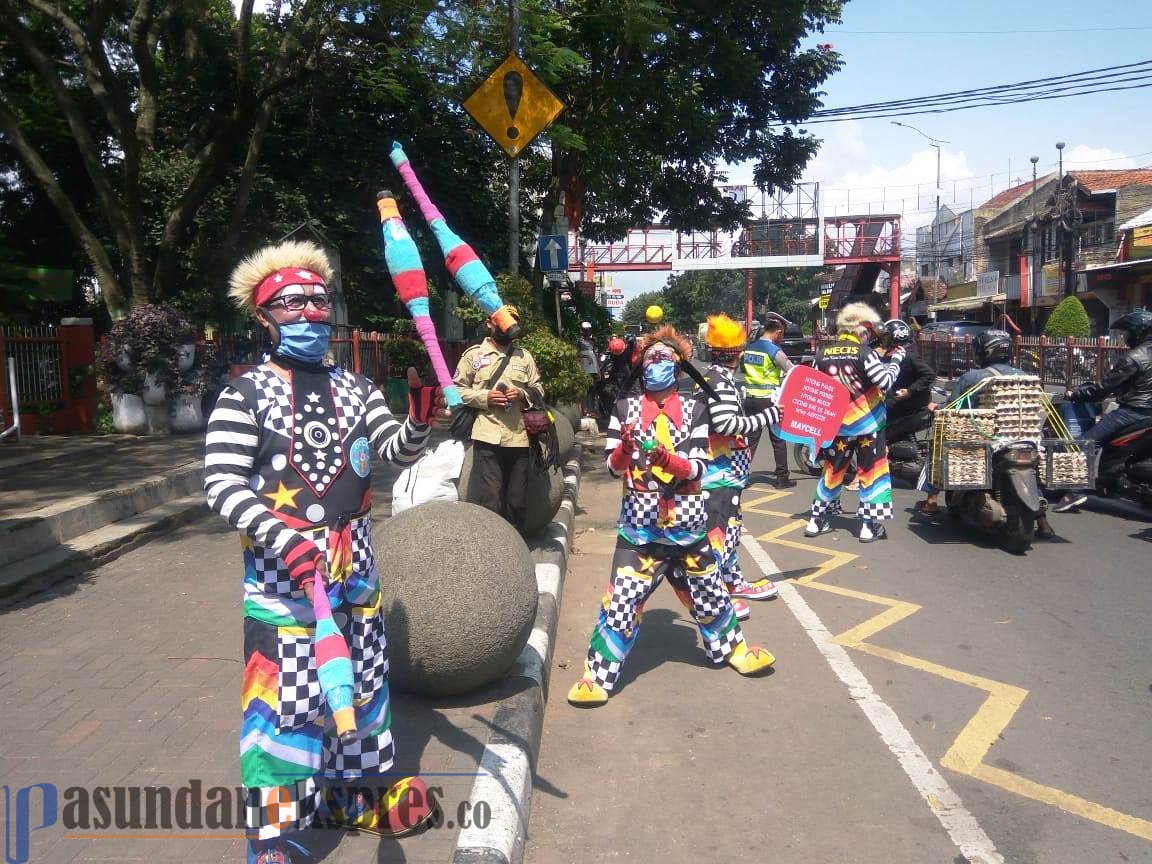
[973,329,1013,367]
[883,319,913,346]
[1111,310,1152,349]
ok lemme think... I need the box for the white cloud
[1060,144,1139,170]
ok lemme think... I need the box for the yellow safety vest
[742,342,782,398]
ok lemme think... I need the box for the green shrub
[1044,296,1091,339]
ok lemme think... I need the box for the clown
[805,302,904,542]
[701,314,782,617]
[567,325,775,706]
[203,240,446,864]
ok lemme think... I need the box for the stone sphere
[373,501,538,696]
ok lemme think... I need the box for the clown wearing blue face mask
[567,326,775,707]
[204,240,448,864]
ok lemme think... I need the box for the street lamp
[892,121,950,287]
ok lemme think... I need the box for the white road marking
[536,562,561,601]
[454,738,532,861]
[741,533,1004,864]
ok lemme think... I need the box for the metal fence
[817,332,1127,388]
[0,325,64,409]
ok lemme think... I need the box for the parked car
[780,322,814,365]
[917,320,992,377]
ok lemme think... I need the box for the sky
[609,0,1152,301]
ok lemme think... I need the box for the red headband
[254,268,327,307]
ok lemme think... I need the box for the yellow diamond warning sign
[462,53,564,158]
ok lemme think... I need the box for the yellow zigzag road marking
[745,499,1152,843]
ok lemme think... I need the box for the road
[527,449,1152,864]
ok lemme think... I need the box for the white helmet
[580,321,592,330]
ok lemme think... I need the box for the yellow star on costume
[860,437,874,447]
[265,481,302,511]
[835,440,848,452]
[636,554,658,574]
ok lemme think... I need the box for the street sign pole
[508,0,520,277]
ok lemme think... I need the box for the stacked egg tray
[977,376,1046,440]
[1042,438,1099,490]
[930,409,995,489]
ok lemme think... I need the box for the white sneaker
[858,521,888,543]
[804,517,831,537]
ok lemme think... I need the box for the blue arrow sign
[537,234,568,272]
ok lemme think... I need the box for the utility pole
[1056,141,1077,299]
[1029,155,1039,334]
[892,121,949,295]
[508,0,520,276]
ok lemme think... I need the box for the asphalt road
[528,447,1152,864]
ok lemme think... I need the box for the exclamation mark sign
[503,70,523,142]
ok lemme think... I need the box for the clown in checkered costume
[805,302,904,544]
[701,315,782,618]
[567,326,776,707]
[204,241,444,863]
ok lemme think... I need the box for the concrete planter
[141,373,167,406]
[111,392,148,435]
[169,393,205,433]
[175,343,196,372]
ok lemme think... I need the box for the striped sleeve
[863,346,904,393]
[683,399,710,481]
[604,400,625,476]
[203,384,305,559]
[364,387,431,465]
[708,373,775,436]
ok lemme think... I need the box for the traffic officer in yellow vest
[742,314,795,488]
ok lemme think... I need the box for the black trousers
[470,441,530,531]
[745,395,789,480]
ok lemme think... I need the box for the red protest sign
[772,365,851,453]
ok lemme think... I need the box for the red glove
[408,384,442,424]
[282,537,325,591]
[608,423,637,472]
[648,445,693,481]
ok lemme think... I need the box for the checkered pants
[704,486,745,587]
[811,431,894,522]
[584,536,745,692]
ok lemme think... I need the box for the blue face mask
[643,359,677,391]
[276,321,331,363]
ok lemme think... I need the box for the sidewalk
[0,436,584,864]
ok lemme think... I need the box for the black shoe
[1052,493,1087,513]
[776,477,797,489]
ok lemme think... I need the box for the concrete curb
[451,445,584,864]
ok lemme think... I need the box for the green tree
[537,1,845,242]
[621,290,666,327]
[663,271,744,330]
[0,0,332,318]
[1044,296,1091,339]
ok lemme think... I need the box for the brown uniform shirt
[453,338,543,447]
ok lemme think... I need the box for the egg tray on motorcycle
[978,376,1046,440]
[930,408,996,489]
[1042,438,1099,490]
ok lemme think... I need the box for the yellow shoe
[567,676,609,706]
[728,641,775,676]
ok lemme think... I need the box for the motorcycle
[1051,402,1152,510]
[945,441,1043,554]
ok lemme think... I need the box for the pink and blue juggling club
[375,190,463,408]
[310,565,358,744]
[389,142,522,340]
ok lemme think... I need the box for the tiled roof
[979,174,1055,211]
[1068,168,1152,193]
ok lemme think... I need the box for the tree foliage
[621,289,666,327]
[2,0,844,331]
[1044,296,1091,339]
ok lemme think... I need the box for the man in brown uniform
[453,307,544,532]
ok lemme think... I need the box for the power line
[828,26,1152,35]
[803,60,1152,122]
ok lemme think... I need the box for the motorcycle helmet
[883,319,913,346]
[608,336,627,356]
[746,319,764,343]
[1110,310,1152,349]
[972,329,1013,367]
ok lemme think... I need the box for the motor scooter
[944,441,1043,554]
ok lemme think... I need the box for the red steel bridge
[564,185,904,321]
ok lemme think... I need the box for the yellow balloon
[645,305,664,324]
